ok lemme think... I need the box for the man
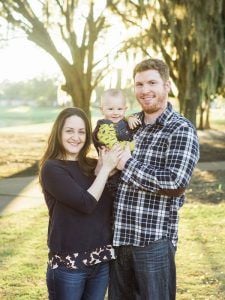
[109,58,199,300]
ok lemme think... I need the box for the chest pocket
[133,134,169,167]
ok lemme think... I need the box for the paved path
[0,161,225,216]
[195,160,225,171]
[0,176,44,215]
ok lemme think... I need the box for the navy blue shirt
[41,159,114,254]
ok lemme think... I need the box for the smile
[68,142,80,147]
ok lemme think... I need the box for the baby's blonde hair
[100,88,126,107]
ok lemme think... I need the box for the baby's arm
[127,114,141,130]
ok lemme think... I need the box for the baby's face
[101,96,127,123]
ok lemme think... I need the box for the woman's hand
[94,146,105,176]
[101,144,122,173]
[88,145,122,201]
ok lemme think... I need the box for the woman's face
[61,115,86,160]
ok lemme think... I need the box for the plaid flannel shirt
[113,102,199,248]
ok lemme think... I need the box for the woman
[39,107,121,300]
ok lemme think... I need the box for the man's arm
[117,124,199,196]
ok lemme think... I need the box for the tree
[0,0,115,117]
[0,77,57,106]
[156,0,225,128]
[108,0,225,127]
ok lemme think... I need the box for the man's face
[134,69,170,115]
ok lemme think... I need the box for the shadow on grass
[187,169,225,204]
[200,144,225,162]
[198,130,225,162]
[0,162,42,215]
[7,161,39,178]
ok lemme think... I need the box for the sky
[0,2,134,84]
[0,38,60,82]
[0,0,144,85]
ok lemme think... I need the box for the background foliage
[0,0,224,126]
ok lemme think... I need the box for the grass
[0,106,61,128]
[0,106,225,179]
[0,105,101,128]
[186,169,225,204]
[0,207,48,299]
[0,105,224,130]
[0,105,225,299]
[0,203,224,299]
[177,203,225,299]
[208,108,225,131]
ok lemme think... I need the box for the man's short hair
[133,58,170,82]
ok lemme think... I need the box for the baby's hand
[127,115,141,130]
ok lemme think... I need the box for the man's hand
[117,144,132,170]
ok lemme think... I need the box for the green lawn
[177,203,225,299]
[0,105,224,130]
[0,203,225,299]
[0,106,61,128]
[0,207,48,299]
[0,105,225,299]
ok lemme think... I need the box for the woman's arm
[88,146,121,200]
[41,146,121,214]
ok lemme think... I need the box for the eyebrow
[64,127,85,130]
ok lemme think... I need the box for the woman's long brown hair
[39,107,96,187]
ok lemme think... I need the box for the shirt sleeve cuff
[120,157,138,183]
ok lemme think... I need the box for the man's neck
[144,104,167,125]
[144,113,156,125]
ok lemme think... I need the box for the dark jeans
[108,239,176,300]
[46,262,109,300]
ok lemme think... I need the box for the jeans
[108,239,176,300]
[46,261,109,300]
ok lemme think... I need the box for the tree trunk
[204,101,211,129]
[61,66,92,119]
[198,105,205,130]
[183,97,198,127]
[177,89,186,115]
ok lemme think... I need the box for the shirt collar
[156,102,173,126]
[139,102,173,127]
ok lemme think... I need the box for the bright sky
[0,3,146,88]
[0,1,136,84]
[0,38,60,82]
[0,0,145,85]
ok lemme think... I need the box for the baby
[93,88,141,151]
